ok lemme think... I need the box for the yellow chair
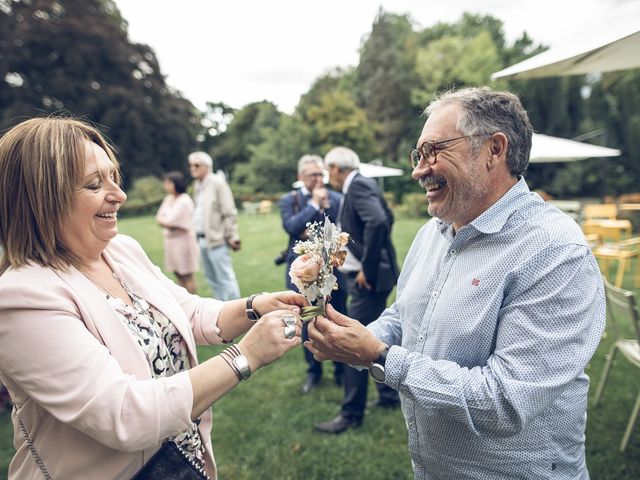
[258,200,273,215]
[593,237,640,288]
[584,233,600,248]
[583,203,618,221]
[593,278,640,452]
[242,201,260,215]
[583,221,628,245]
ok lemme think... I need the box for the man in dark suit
[279,154,346,394]
[315,146,400,434]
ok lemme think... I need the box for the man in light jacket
[189,151,241,300]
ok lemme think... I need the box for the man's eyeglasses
[305,172,324,178]
[189,163,203,168]
[409,134,493,168]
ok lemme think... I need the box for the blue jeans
[199,240,240,300]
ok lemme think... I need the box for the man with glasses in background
[306,87,605,478]
[188,151,241,300]
[314,146,401,434]
[279,154,346,394]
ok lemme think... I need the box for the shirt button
[409,422,415,428]
[450,249,456,254]
[418,335,425,342]
[431,292,438,298]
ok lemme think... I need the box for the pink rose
[289,254,322,284]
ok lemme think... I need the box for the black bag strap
[291,189,300,214]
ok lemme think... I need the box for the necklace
[81,269,133,306]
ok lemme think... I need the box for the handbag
[18,409,208,480]
[132,441,210,480]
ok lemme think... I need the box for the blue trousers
[199,240,240,301]
[341,272,399,421]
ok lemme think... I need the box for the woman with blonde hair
[0,117,304,479]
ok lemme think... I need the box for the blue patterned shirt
[369,178,605,480]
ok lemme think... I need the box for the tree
[295,67,355,122]
[305,90,378,161]
[412,30,501,107]
[355,9,419,163]
[0,0,199,187]
[231,115,312,195]
[209,100,282,177]
[583,69,640,196]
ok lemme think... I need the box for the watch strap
[374,344,390,366]
[368,344,390,383]
[246,293,264,321]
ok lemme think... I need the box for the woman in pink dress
[156,172,200,293]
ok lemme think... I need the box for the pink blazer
[0,235,226,479]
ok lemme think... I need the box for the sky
[114,0,639,114]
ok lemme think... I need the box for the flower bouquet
[289,217,349,322]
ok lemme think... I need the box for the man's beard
[420,161,487,225]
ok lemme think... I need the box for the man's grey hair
[297,154,324,175]
[425,87,533,176]
[324,146,360,171]
[188,151,213,168]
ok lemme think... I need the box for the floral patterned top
[103,280,206,468]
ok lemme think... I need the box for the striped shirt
[369,177,605,479]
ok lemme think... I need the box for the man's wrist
[373,341,388,360]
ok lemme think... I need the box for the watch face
[233,355,251,379]
[234,355,248,370]
[370,363,385,383]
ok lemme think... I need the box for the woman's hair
[163,171,188,194]
[0,117,121,274]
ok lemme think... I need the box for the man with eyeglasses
[188,151,241,301]
[279,154,346,394]
[306,87,605,478]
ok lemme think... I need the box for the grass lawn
[1,212,639,479]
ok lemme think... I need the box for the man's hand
[355,270,372,290]
[311,186,330,210]
[304,304,385,366]
[227,239,241,251]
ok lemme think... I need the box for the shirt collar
[437,177,534,236]
[300,185,311,196]
[195,171,214,188]
[342,169,359,194]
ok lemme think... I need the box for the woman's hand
[253,291,307,317]
[238,309,303,370]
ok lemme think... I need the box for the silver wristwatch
[368,345,390,383]
[221,344,252,381]
[233,354,252,380]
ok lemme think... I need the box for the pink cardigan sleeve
[0,277,194,452]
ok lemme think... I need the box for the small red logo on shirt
[471,278,480,286]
